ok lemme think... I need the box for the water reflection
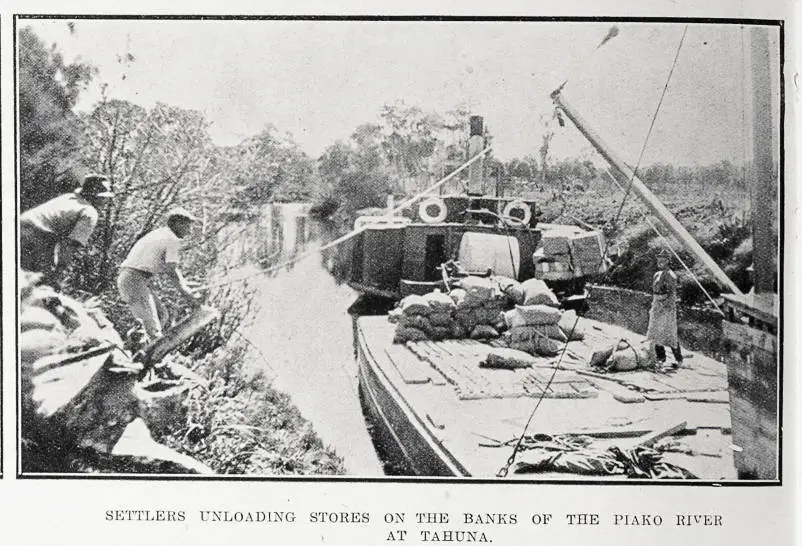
[241,203,384,476]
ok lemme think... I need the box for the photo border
[12,13,786,486]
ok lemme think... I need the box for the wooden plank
[687,392,730,404]
[638,421,688,447]
[385,346,431,384]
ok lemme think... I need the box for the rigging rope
[497,25,690,478]
[196,146,492,291]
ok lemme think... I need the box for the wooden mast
[551,90,743,295]
[750,27,776,294]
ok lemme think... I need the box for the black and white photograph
[14,15,783,485]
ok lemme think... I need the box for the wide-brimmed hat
[166,207,198,222]
[75,174,114,198]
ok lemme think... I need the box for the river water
[237,203,384,476]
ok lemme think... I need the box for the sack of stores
[458,232,520,280]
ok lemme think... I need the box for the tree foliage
[18,26,97,210]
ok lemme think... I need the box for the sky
[23,19,781,165]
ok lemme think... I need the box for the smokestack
[467,115,485,195]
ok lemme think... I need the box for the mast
[551,90,743,295]
[749,27,776,294]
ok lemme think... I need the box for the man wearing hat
[646,247,683,368]
[117,207,201,341]
[19,174,113,284]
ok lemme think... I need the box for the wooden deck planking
[359,315,735,478]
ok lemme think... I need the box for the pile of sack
[390,291,459,343]
[389,275,592,358]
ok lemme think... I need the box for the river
[236,203,385,476]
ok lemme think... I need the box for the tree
[319,124,397,212]
[18,26,97,210]
[73,100,217,291]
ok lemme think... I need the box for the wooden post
[750,27,776,294]
[552,91,743,295]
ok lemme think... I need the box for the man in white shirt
[20,174,113,284]
[117,208,201,341]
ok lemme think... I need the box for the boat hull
[356,319,469,477]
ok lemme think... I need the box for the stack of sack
[450,276,506,341]
[390,291,458,343]
[389,275,590,352]
[500,278,586,357]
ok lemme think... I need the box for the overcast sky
[24,19,780,165]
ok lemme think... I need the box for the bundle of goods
[480,347,540,370]
[535,229,606,279]
[589,339,657,372]
[557,310,585,341]
[569,231,606,277]
[390,291,459,343]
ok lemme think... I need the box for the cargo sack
[398,314,433,333]
[482,348,538,369]
[520,278,559,307]
[450,322,469,339]
[424,290,457,312]
[514,304,561,325]
[429,326,452,341]
[470,325,500,340]
[495,276,525,305]
[558,310,586,341]
[589,346,614,367]
[508,331,560,357]
[471,306,504,325]
[592,340,655,372]
[531,333,561,356]
[509,325,566,344]
[393,326,429,344]
[453,310,477,333]
[428,311,455,327]
[449,288,468,307]
[398,295,431,316]
[459,276,495,300]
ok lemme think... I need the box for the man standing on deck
[117,208,201,342]
[646,248,683,368]
[19,174,113,285]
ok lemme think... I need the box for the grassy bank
[156,347,345,475]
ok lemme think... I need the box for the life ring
[502,200,532,225]
[419,197,448,223]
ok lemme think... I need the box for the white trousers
[116,267,168,339]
